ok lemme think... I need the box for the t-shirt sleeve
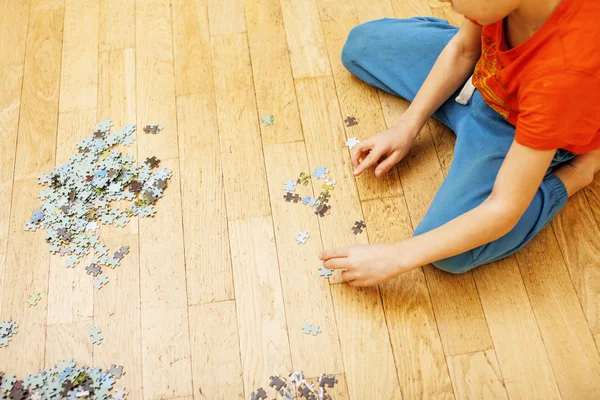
[516,70,600,151]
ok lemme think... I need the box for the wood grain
[0,0,30,69]
[244,0,304,145]
[447,350,508,400]
[211,33,271,220]
[473,258,561,398]
[208,0,246,35]
[228,216,293,392]
[188,301,244,399]
[551,192,600,334]
[365,198,454,399]
[45,321,94,368]
[516,227,600,397]
[99,0,135,51]
[281,0,331,78]
[176,95,234,304]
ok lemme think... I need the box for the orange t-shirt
[470,0,600,154]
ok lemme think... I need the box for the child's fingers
[351,141,370,167]
[323,258,349,271]
[319,247,349,261]
[354,149,381,176]
[375,152,401,176]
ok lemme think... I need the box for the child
[319,0,600,286]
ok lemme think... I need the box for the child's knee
[341,19,388,72]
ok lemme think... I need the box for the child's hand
[351,120,420,177]
[319,242,417,286]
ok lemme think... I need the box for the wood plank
[0,180,51,376]
[446,351,508,400]
[211,33,271,220]
[208,0,246,35]
[0,65,24,253]
[0,253,5,312]
[171,0,215,97]
[352,0,395,22]
[59,0,98,112]
[321,17,404,201]
[228,216,293,393]
[516,227,600,397]
[99,0,135,51]
[280,0,331,78]
[137,158,193,398]
[584,174,600,229]
[551,192,600,334]
[263,142,344,376]
[0,0,30,68]
[135,0,179,161]
[46,111,96,326]
[45,321,94,368]
[93,234,143,399]
[317,0,355,20]
[596,334,600,353]
[364,197,454,399]
[176,94,234,304]
[379,91,493,356]
[330,284,402,399]
[244,0,304,145]
[14,0,65,181]
[188,301,244,399]
[294,76,367,283]
[472,258,561,398]
[390,0,433,17]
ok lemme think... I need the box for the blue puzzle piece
[301,196,311,205]
[283,180,297,192]
[312,166,328,180]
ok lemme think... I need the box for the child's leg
[341,17,468,129]
[412,92,571,273]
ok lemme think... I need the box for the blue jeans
[341,17,575,274]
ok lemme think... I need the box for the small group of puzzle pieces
[250,371,338,400]
[0,320,18,348]
[25,121,172,291]
[283,167,335,218]
[0,360,126,399]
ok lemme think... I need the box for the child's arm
[401,19,482,129]
[320,142,556,286]
[350,20,482,177]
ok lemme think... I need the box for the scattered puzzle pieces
[85,263,102,277]
[283,192,301,203]
[25,292,41,307]
[315,203,331,217]
[143,124,164,134]
[260,115,275,126]
[92,275,109,290]
[344,116,358,127]
[269,375,286,391]
[297,172,310,186]
[319,374,338,388]
[0,320,18,347]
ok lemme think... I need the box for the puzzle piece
[317,265,333,278]
[316,191,331,204]
[280,386,296,400]
[283,192,301,203]
[300,323,321,336]
[321,183,335,191]
[307,198,318,207]
[145,156,161,168]
[260,115,275,126]
[108,365,124,379]
[283,180,297,192]
[143,124,164,134]
[319,374,338,388]
[344,116,358,127]
[92,275,109,290]
[301,195,312,205]
[314,204,331,217]
[269,375,286,391]
[25,292,41,307]
[85,263,102,277]
[345,137,360,149]
[351,220,366,235]
[296,231,309,245]
[312,166,328,180]
[297,172,310,186]
[298,384,316,399]
[89,327,103,345]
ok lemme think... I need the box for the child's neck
[505,0,563,48]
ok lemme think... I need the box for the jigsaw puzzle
[25,292,42,307]
[88,327,103,345]
[251,371,337,400]
[351,220,366,235]
[317,265,333,279]
[296,231,309,245]
[301,323,321,336]
[297,172,311,186]
[312,167,328,180]
[0,320,18,347]
[344,116,358,127]
[345,137,360,149]
[143,124,164,134]
[260,115,275,126]
[0,360,127,399]
[283,180,297,192]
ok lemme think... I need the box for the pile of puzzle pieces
[283,167,336,218]
[250,371,338,400]
[0,361,126,399]
[0,320,18,347]
[24,121,172,289]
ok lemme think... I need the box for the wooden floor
[1,0,600,398]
